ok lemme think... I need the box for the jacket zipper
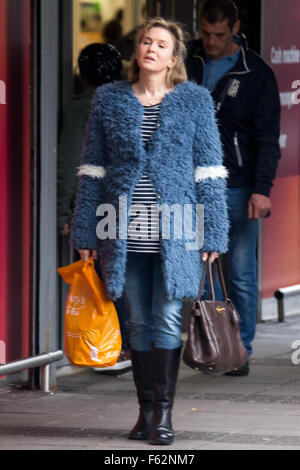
[216,79,234,111]
[234,132,243,167]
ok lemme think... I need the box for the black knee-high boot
[150,346,182,445]
[128,350,153,440]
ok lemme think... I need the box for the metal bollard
[274,285,300,322]
[41,364,50,393]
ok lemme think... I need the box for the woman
[71,18,229,445]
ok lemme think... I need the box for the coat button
[157,123,160,127]
[157,195,161,199]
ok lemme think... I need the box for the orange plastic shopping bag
[57,259,121,367]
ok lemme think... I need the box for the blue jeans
[123,252,182,351]
[204,188,259,356]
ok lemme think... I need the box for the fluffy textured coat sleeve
[71,91,106,249]
[193,88,229,253]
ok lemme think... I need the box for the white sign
[279,134,287,149]
[271,46,300,64]
[0,340,6,365]
[0,80,6,105]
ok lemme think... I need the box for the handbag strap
[215,258,229,299]
[197,259,215,301]
[197,257,228,301]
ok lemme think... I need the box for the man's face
[201,18,240,61]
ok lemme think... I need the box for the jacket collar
[191,33,251,76]
[117,81,196,163]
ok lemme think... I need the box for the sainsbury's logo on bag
[66,295,87,316]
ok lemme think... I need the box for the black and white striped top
[127,103,161,253]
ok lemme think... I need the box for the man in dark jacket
[186,0,281,375]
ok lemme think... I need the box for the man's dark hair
[201,0,239,30]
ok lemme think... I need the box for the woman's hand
[202,251,219,263]
[78,249,98,262]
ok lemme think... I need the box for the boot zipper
[234,132,243,167]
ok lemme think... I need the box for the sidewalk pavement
[1,314,300,451]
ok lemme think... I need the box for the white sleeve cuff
[195,165,228,182]
[77,165,106,179]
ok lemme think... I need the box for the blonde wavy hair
[128,17,188,87]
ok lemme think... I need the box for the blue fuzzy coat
[71,80,229,301]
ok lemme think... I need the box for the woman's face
[136,27,177,77]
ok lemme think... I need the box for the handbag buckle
[216,306,225,314]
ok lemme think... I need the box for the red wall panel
[262,176,300,298]
[262,0,300,298]
[0,0,32,367]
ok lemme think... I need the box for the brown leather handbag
[183,258,249,375]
